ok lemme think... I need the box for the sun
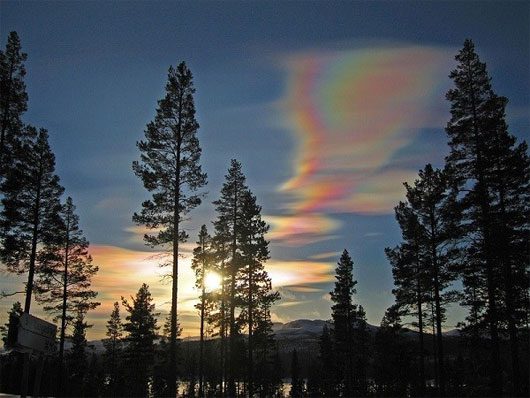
[204,271,222,292]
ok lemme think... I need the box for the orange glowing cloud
[87,245,205,339]
[266,260,335,287]
[273,44,454,245]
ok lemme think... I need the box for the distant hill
[60,318,461,355]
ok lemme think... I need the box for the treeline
[294,40,529,398]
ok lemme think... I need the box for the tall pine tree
[0,31,28,173]
[0,127,64,313]
[330,249,359,397]
[444,39,530,396]
[191,224,213,398]
[103,301,124,397]
[66,309,90,397]
[133,61,207,397]
[401,164,459,395]
[212,159,248,396]
[35,196,99,381]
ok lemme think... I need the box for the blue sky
[1,0,529,338]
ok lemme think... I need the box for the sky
[1,0,529,340]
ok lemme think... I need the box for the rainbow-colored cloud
[272,45,453,245]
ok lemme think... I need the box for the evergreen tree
[191,224,213,398]
[0,301,22,346]
[330,249,358,397]
[318,324,337,397]
[238,188,278,396]
[444,39,530,396]
[103,301,123,397]
[400,164,460,395]
[133,61,207,397]
[289,349,304,398]
[353,305,369,396]
[0,31,28,172]
[122,284,159,397]
[252,279,280,396]
[212,159,248,396]
[386,200,431,395]
[0,127,64,313]
[66,310,90,397]
[35,196,99,382]
[84,352,104,398]
[373,305,412,396]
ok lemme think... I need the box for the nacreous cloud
[272,44,454,245]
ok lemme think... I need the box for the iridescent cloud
[273,45,453,244]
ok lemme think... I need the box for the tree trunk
[199,236,206,398]
[169,108,183,398]
[24,166,42,313]
[228,183,238,397]
[58,212,70,397]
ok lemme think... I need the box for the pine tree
[84,352,104,398]
[0,127,64,313]
[238,189,277,396]
[290,349,304,398]
[402,164,460,395]
[35,196,99,381]
[104,301,123,397]
[212,159,248,396]
[444,39,530,396]
[132,61,207,397]
[0,301,22,346]
[191,224,213,398]
[252,279,280,396]
[66,309,90,397]
[373,305,412,396]
[318,324,337,397]
[0,31,28,172]
[122,284,159,397]
[386,199,432,395]
[330,250,358,397]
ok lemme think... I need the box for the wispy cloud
[272,44,454,245]
[266,259,335,287]
[308,251,341,260]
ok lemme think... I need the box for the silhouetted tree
[0,301,22,346]
[212,159,248,396]
[238,189,278,396]
[0,127,64,313]
[103,301,123,397]
[35,196,99,394]
[122,284,159,397]
[445,39,530,396]
[386,203,430,395]
[191,224,213,397]
[66,310,90,397]
[84,352,104,398]
[0,31,28,172]
[318,324,337,397]
[330,249,358,397]
[252,279,280,396]
[373,304,413,396]
[400,164,460,395]
[290,349,304,397]
[132,61,207,398]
